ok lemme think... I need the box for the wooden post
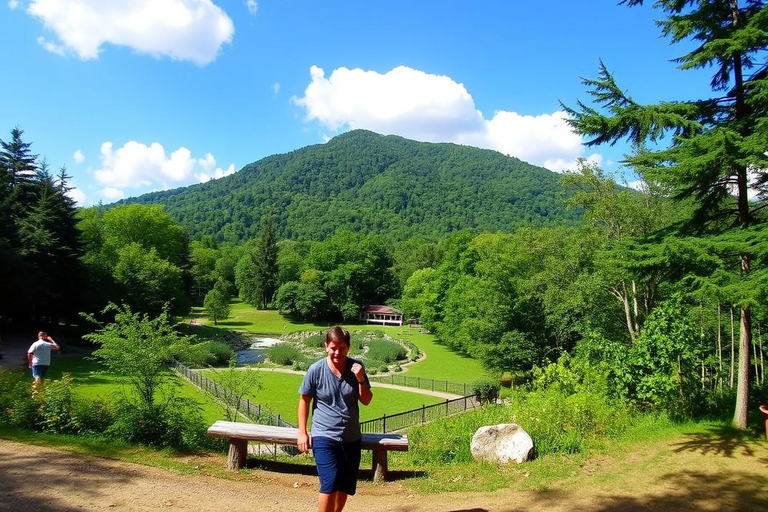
[371,449,388,482]
[227,439,248,470]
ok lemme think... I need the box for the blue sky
[1,1,714,206]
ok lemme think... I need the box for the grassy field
[201,368,446,423]
[190,305,490,385]
[48,354,229,425]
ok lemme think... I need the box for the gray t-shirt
[299,357,371,442]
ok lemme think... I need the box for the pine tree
[563,0,768,428]
[254,216,279,309]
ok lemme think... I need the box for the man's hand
[297,432,311,454]
[351,362,366,383]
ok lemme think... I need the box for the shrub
[366,339,407,364]
[182,341,234,367]
[303,335,325,348]
[472,379,501,404]
[38,374,78,434]
[266,343,302,366]
[106,395,206,450]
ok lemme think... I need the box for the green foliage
[203,288,230,325]
[84,303,193,407]
[265,343,303,366]
[0,128,85,323]
[124,130,580,242]
[628,294,703,416]
[212,357,262,422]
[78,203,190,316]
[364,338,407,364]
[105,395,207,450]
[181,340,233,367]
[471,378,501,404]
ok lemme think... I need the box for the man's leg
[332,491,348,512]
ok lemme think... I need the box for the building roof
[361,305,402,315]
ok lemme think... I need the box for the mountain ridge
[123,130,581,241]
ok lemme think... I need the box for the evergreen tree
[563,0,768,428]
[254,216,279,308]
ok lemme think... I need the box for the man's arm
[351,362,373,406]
[27,351,33,368]
[297,394,312,453]
[47,336,60,351]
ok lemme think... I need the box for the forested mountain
[125,130,581,242]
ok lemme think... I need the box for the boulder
[470,423,534,464]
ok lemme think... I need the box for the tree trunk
[717,303,723,391]
[730,307,735,388]
[733,303,752,429]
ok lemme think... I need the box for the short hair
[38,331,48,337]
[325,326,350,346]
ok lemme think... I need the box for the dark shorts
[312,436,362,495]
[31,365,49,378]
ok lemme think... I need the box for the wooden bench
[207,421,408,482]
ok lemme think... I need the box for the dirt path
[3,430,768,512]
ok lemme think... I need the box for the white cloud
[273,82,280,94]
[101,187,125,201]
[293,65,600,172]
[26,0,234,65]
[8,1,20,10]
[66,187,87,206]
[245,0,257,15]
[73,149,85,163]
[196,163,235,183]
[92,140,235,201]
[36,35,65,56]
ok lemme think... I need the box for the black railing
[360,395,479,433]
[174,362,295,428]
[369,374,471,396]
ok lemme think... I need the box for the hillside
[125,130,581,241]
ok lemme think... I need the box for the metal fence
[174,362,295,428]
[369,374,472,396]
[360,395,479,433]
[176,362,479,437]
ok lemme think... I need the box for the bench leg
[371,449,388,482]
[227,439,248,470]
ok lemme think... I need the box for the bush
[106,395,207,450]
[366,339,407,364]
[472,379,501,404]
[182,341,234,367]
[303,335,325,348]
[266,343,302,366]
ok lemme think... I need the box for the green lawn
[190,304,490,385]
[49,354,229,425]
[201,369,445,423]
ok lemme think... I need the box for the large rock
[470,423,534,464]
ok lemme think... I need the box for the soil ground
[2,429,768,512]
[3,332,768,511]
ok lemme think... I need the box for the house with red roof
[359,305,403,327]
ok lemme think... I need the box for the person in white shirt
[27,331,59,387]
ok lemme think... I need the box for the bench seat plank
[207,421,408,451]
[207,421,408,480]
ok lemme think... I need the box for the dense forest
[123,130,582,242]
[3,0,768,434]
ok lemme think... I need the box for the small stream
[235,337,282,365]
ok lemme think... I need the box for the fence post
[464,383,467,395]
[432,379,434,392]
[417,377,420,389]
[445,399,449,416]
[382,414,387,433]
[422,404,425,424]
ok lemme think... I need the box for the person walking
[27,331,59,387]
[297,326,373,512]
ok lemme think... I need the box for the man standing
[27,331,59,387]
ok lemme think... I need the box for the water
[236,337,282,365]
